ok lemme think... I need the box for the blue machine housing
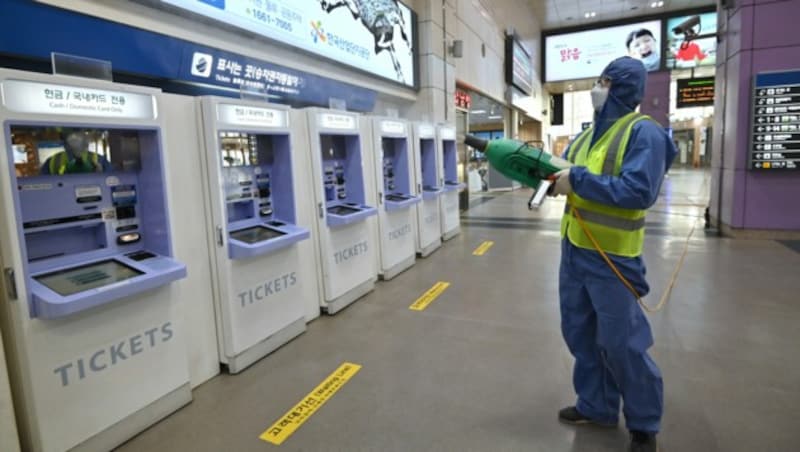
[218,131,310,260]
[419,138,443,200]
[6,123,186,319]
[320,134,377,228]
[441,138,465,192]
[381,136,421,211]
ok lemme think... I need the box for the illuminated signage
[545,19,662,82]
[158,0,418,88]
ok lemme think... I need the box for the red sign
[455,90,471,109]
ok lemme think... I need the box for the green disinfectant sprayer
[464,135,572,209]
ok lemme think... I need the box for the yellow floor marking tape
[259,362,362,446]
[409,281,450,311]
[472,240,495,256]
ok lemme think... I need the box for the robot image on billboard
[318,0,413,84]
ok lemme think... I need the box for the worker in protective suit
[549,56,677,452]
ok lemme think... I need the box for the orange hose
[570,206,695,314]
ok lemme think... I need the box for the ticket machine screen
[34,260,143,296]
[229,225,286,244]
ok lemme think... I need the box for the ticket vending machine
[0,69,190,452]
[299,108,377,314]
[366,118,421,280]
[412,123,444,257]
[197,97,317,373]
[438,125,463,240]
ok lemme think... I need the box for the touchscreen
[35,260,143,296]
[327,205,361,216]
[230,225,285,244]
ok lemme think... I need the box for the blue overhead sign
[0,0,377,111]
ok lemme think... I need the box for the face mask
[591,85,609,112]
[640,51,660,70]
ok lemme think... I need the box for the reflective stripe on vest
[568,128,592,164]
[602,113,643,175]
[560,112,654,257]
[49,151,99,175]
[563,203,646,231]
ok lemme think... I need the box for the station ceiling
[529,0,716,30]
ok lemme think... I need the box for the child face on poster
[626,29,660,71]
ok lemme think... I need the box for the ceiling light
[487,115,502,120]
[584,11,596,18]
[470,110,486,114]
[650,1,664,7]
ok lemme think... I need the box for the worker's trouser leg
[559,240,663,433]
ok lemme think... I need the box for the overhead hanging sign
[676,77,715,108]
[159,0,418,88]
[544,19,662,82]
[750,70,800,171]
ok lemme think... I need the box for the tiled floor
[118,169,800,452]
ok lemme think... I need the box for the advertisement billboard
[158,0,417,88]
[545,19,662,82]
[666,12,717,69]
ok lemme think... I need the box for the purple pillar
[713,0,800,232]
[640,70,670,127]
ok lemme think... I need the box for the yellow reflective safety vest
[48,151,100,175]
[561,112,654,258]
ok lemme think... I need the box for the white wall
[450,0,545,126]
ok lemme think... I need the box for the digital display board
[676,77,715,108]
[751,70,800,171]
[666,12,717,69]
[158,0,417,88]
[545,19,662,82]
[505,35,533,95]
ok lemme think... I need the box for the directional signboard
[751,70,800,170]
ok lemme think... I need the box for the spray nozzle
[464,135,489,152]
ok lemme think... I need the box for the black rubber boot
[557,406,617,428]
[628,430,658,452]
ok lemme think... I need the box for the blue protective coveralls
[560,57,677,433]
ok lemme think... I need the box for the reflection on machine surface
[11,126,142,177]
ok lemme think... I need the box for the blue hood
[592,57,647,145]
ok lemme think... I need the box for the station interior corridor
[116,169,800,452]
